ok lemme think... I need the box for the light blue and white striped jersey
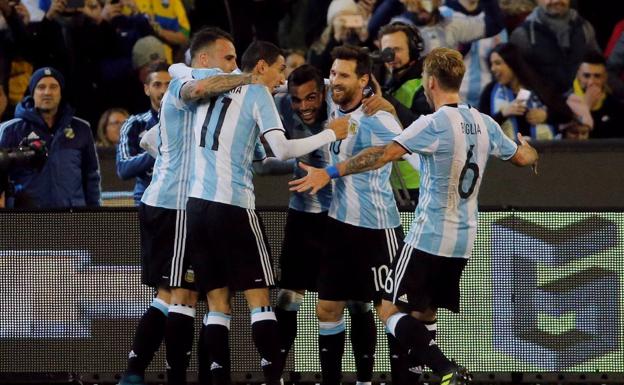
[188,84,284,209]
[395,104,517,258]
[274,93,332,213]
[141,75,197,210]
[328,106,402,229]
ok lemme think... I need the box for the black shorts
[186,198,275,293]
[318,217,404,302]
[139,203,196,290]
[383,244,468,313]
[279,209,327,291]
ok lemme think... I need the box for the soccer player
[272,64,380,385]
[288,45,408,385]
[290,47,539,385]
[119,27,252,385]
[116,61,170,205]
[183,40,348,385]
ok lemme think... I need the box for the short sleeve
[393,115,439,155]
[251,86,285,135]
[369,112,403,146]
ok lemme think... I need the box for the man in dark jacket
[0,67,101,208]
[116,60,170,205]
[510,0,600,95]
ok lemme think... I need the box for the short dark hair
[581,51,607,66]
[287,64,324,94]
[144,60,170,84]
[330,44,372,78]
[189,27,234,60]
[241,41,283,72]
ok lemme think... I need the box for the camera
[369,47,396,64]
[0,138,47,196]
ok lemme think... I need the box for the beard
[330,84,357,106]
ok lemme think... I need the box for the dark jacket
[116,109,156,204]
[382,63,432,127]
[0,97,101,208]
[510,7,599,94]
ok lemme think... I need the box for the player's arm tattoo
[342,145,388,176]
[181,74,252,102]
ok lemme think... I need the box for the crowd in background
[1,0,623,208]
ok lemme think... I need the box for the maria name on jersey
[460,121,482,135]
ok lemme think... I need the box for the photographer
[0,67,100,208]
[363,22,430,206]
[308,0,373,76]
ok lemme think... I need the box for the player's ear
[255,59,268,75]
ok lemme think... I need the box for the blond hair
[423,47,465,91]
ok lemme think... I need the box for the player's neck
[339,94,363,113]
[433,92,460,111]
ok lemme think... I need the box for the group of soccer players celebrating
[118,25,538,385]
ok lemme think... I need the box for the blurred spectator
[440,0,507,107]
[96,107,129,147]
[367,0,404,40]
[561,94,593,140]
[605,19,624,58]
[188,0,282,57]
[285,49,307,78]
[1,0,31,119]
[498,0,536,31]
[479,43,570,140]
[134,0,189,62]
[607,30,624,102]
[569,51,623,139]
[509,0,600,95]
[0,67,100,208]
[308,0,371,76]
[0,86,6,119]
[116,61,169,205]
[391,0,505,55]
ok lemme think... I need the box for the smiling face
[490,52,515,86]
[33,77,62,114]
[329,59,367,109]
[290,80,324,125]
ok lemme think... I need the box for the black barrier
[0,208,623,383]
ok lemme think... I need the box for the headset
[387,21,425,61]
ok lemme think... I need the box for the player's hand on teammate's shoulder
[327,116,350,140]
[362,94,395,116]
[288,162,331,194]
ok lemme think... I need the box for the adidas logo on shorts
[260,358,272,367]
[211,362,223,370]
[398,294,408,303]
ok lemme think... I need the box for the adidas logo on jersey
[409,365,423,374]
[260,358,272,367]
[398,294,408,303]
[211,362,223,370]
[128,350,138,359]
[429,339,437,346]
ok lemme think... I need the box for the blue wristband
[325,165,340,179]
